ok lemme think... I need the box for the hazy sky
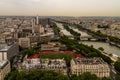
[0,0,120,16]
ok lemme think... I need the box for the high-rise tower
[36,15,39,25]
[32,19,35,34]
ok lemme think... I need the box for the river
[80,41,120,57]
[55,22,120,57]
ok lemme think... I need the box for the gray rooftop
[74,57,106,65]
[0,43,13,51]
[0,60,9,69]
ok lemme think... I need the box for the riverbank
[109,41,120,48]
[80,41,120,57]
[101,51,118,62]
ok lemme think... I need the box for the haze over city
[0,0,120,16]
[1,0,120,80]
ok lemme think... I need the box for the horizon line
[0,15,120,17]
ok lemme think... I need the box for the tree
[114,60,120,72]
[90,45,93,48]
[101,54,112,64]
[6,70,69,80]
[56,74,69,80]
[116,74,120,80]
[5,71,18,80]
[98,47,104,51]
[70,72,99,80]
[108,36,120,44]
[79,72,99,80]
[70,74,79,80]
[102,77,111,80]
[16,71,26,80]
[59,37,112,64]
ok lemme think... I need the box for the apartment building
[0,42,19,60]
[40,59,67,75]
[70,58,110,78]
[19,57,67,75]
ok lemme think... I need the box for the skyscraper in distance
[36,15,39,25]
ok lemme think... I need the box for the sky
[0,0,120,16]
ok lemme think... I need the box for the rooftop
[40,59,66,67]
[0,43,11,51]
[73,57,106,65]
[74,54,84,58]
[28,54,40,59]
[0,60,9,69]
[40,50,74,54]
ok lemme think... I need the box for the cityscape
[0,0,120,80]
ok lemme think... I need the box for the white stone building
[70,58,110,78]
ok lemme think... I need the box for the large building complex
[70,58,110,78]
[18,56,67,75]
[40,59,67,75]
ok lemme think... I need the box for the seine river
[56,22,120,57]
[80,41,120,57]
